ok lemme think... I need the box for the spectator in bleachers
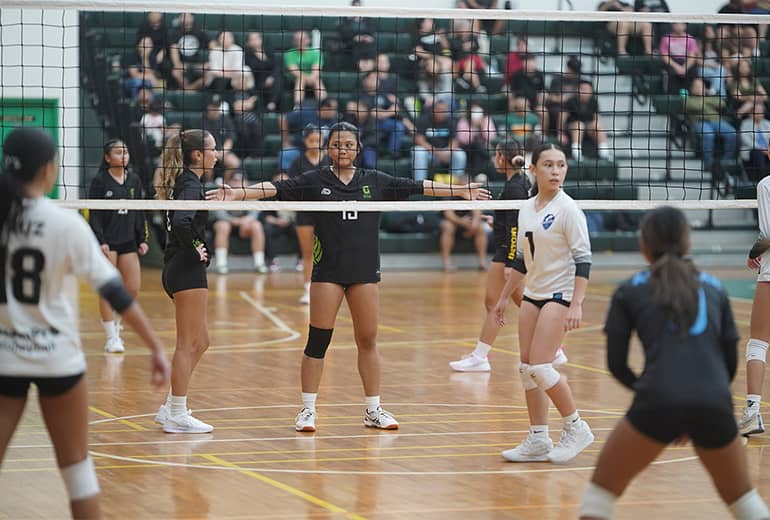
[456,0,504,36]
[244,32,279,112]
[717,0,761,57]
[288,124,329,178]
[206,31,247,97]
[562,81,612,161]
[505,94,540,140]
[597,0,653,55]
[728,59,768,120]
[412,98,467,181]
[659,22,701,94]
[456,103,497,176]
[342,100,378,168]
[260,187,300,272]
[740,103,770,181]
[411,18,454,107]
[134,85,155,113]
[230,73,264,159]
[634,0,669,12]
[285,30,326,109]
[439,203,489,272]
[360,71,412,159]
[503,37,528,87]
[544,55,582,141]
[279,101,319,172]
[337,0,378,73]
[202,94,240,184]
[211,210,269,274]
[685,77,738,173]
[699,24,728,97]
[454,27,489,94]
[124,36,161,100]
[168,12,209,91]
[136,12,169,78]
[508,53,546,114]
[139,98,166,153]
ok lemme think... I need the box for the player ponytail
[640,206,699,335]
[155,133,183,200]
[497,139,525,173]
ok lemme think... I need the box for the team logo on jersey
[105,190,113,198]
[321,188,332,196]
[130,187,135,198]
[542,214,555,230]
[362,185,372,199]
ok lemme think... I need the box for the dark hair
[496,139,525,170]
[326,121,361,148]
[319,97,338,110]
[0,127,56,238]
[531,143,566,165]
[98,138,127,174]
[302,123,322,139]
[567,55,582,74]
[640,206,699,335]
[179,129,209,166]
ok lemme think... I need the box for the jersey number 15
[0,247,45,305]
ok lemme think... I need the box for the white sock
[530,425,549,438]
[102,320,116,340]
[729,489,770,519]
[304,281,311,293]
[114,317,122,338]
[215,248,228,267]
[253,251,265,266]
[748,394,762,410]
[165,389,173,408]
[301,392,317,412]
[170,395,187,417]
[564,411,581,427]
[365,395,381,412]
[472,340,492,359]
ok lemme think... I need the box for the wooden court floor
[1,265,769,519]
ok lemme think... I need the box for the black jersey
[492,173,529,266]
[288,153,330,179]
[273,167,424,284]
[604,270,739,409]
[164,169,209,264]
[88,170,148,247]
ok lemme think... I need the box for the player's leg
[296,223,314,303]
[439,219,458,272]
[100,250,121,352]
[740,280,770,436]
[113,251,142,351]
[213,219,232,274]
[0,383,28,464]
[473,224,488,270]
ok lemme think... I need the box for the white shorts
[758,255,770,282]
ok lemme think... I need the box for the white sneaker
[163,410,214,434]
[154,404,169,425]
[255,263,269,274]
[449,353,491,372]
[104,336,125,353]
[501,433,554,462]
[216,264,229,275]
[553,347,568,367]
[363,407,399,430]
[295,408,317,432]
[739,406,765,436]
[299,289,310,304]
[548,420,594,464]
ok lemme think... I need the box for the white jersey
[756,176,770,281]
[0,198,119,377]
[516,190,592,301]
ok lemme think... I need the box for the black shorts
[492,247,514,265]
[626,402,738,450]
[162,251,208,299]
[108,241,138,255]
[296,212,314,227]
[522,295,571,308]
[0,373,84,398]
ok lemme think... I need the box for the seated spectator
[685,77,738,173]
[659,22,701,94]
[260,199,300,271]
[412,98,467,181]
[412,18,454,107]
[124,36,161,99]
[597,0,653,55]
[505,94,540,140]
[544,55,582,140]
[439,204,489,272]
[727,59,768,120]
[134,85,154,112]
[206,31,247,96]
[634,0,669,12]
[740,103,770,181]
[717,0,760,57]
[244,32,279,112]
[284,30,326,108]
[230,74,264,159]
[136,12,170,82]
[168,12,209,91]
[212,210,269,274]
[202,94,240,183]
[288,124,330,178]
[508,53,546,118]
[454,29,489,94]
[456,0,504,36]
[278,98,338,172]
[503,37,529,87]
[562,81,612,160]
[456,103,497,176]
[699,24,728,97]
[342,100,378,168]
[337,0,377,72]
[139,98,166,153]
[360,71,413,159]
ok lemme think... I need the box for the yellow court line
[88,406,146,432]
[201,454,367,520]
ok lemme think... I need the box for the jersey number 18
[0,247,45,305]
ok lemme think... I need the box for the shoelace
[556,426,579,448]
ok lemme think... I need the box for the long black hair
[640,206,699,335]
[0,127,56,238]
[98,138,129,175]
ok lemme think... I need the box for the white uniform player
[756,175,770,282]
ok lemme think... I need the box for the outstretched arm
[206,181,278,201]
[422,181,491,200]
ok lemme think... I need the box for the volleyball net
[0,2,767,225]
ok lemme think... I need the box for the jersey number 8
[0,247,45,305]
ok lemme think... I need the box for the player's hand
[137,242,149,256]
[195,243,208,263]
[481,214,494,226]
[206,184,235,201]
[564,303,582,331]
[748,256,762,270]
[463,183,491,201]
[150,349,171,388]
[494,298,509,326]
[100,244,110,256]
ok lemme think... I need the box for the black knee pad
[304,326,333,359]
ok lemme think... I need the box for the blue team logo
[542,214,555,230]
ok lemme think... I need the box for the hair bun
[512,155,525,168]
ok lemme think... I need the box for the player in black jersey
[580,206,769,520]
[208,121,490,432]
[449,139,568,373]
[154,130,218,434]
[88,139,149,354]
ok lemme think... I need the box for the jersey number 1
[0,247,45,304]
[525,231,535,259]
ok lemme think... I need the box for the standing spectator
[456,103,497,175]
[206,31,247,96]
[506,94,540,140]
[740,104,770,181]
[211,210,269,274]
[360,71,412,159]
[202,94,240,183]
[412,99,467,181]
[598,0,653,55]
[168,12,209,91]
[284,30,326,108]
[562,81,612,161]
[659,22,701,94]
[685,77,738,173]
[124,36,161,100]
[244,32,279,112]
[728,59,768,120]
[337,0,377,72]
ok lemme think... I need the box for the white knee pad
[746,339,768,363]
[529,363,561,391]
[578,482,616,520]
[729,489,770,520]
[60,456,100,501]
[519,363,538,391]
